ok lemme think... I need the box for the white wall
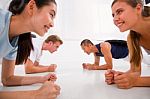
[53,0,128,40]
[0,0,128,41]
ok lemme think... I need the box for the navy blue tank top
[95,40,128,59]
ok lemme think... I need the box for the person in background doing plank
[81,39,128,70]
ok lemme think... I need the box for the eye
[49,13,54,18]
[116,9,123,15]
[112,9,123,18]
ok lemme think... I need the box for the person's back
[105,40,128,59]
[29,38,43,63]
[95,40,128,59]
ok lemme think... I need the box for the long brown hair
[128,31,142,67]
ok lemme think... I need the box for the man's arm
[92,54,111,70]
[94,54,100,66]
[25,59,56,74]
[83,53,112,70]
[99,42,112,69]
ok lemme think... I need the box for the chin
[118,26,130,32]
[119,28,127,32]
[38,32,45,37]
[49,51,53,53]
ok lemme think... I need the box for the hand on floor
[48,64,57,72]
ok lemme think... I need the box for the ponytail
[15,33,33,65]
[128,30,142,67]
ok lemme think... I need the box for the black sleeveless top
[95,40,128,59]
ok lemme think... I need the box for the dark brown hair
[80,39,94,46]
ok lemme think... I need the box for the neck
[42,42,48,50]
[9,14,32,39]
[92,45,99,53]
[132,17,150,36]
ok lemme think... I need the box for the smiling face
[112,1,142,32]
[30,2,57,36]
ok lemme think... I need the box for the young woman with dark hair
[0,0,60,98]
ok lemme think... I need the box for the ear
[89,44,92,47]
[48,41,53,46]
[136,3,143,14]
[26,0,37,16]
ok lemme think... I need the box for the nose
[113,15,118,21]
[49,20,54,27]
[113,15,119,25]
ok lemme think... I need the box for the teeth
[117,22,123,27]
[117,23,122,26]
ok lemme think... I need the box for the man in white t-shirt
[25,35,63,74]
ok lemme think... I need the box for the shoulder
[32,38,43,51]
[0,9,12,34]
[100,42,110,47]
[0,9,11,18]
[95,43,101,49]
[32,38,44,46]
